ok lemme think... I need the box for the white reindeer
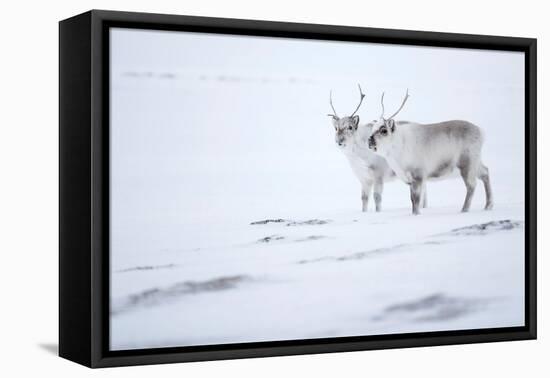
[329,85,398,212]
[367,90,494,215]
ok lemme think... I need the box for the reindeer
[367,90,494,215]
[329,85,397,212]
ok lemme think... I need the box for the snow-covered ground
[109,28,526,350]
[110,204,524,350]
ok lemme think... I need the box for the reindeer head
[368,89,410,153]
[328,84,365,149]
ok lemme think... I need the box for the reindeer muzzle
[368,136,376,151]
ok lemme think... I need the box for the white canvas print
[109,27,525,351]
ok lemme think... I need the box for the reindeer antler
[380,92,386,119]
[387,88,410,120]
[380,89,410,120]
[350,84,366,117]
[328,90,339,118]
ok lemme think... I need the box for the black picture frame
[59,9,537,368]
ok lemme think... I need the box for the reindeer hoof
[485,203,494,211]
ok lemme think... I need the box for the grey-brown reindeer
[329,85,401,212]
[368,90,494,215]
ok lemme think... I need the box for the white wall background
[0,0,545,376]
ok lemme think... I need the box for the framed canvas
[59,10,537,368]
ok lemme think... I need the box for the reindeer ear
[388,119,396,132]
[351,115,360,128]
[330,116,339,129]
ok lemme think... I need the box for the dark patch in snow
[250,219,288,225]
[336,244,408,261]
[296,235,327,242]
[297,246,404,265]
[373,293,489,323]
[117,264,176,273]
[286,219,331,226]
[172,275,248,294]
[297,241,442,264]
[386,293,451,312]
[256,234,327,245]
[257,235,285,243]
[297,219,522,265]
[112,275,251,316]
[444,220,523,236]
[297,257,330,264]
[251,218,331,227]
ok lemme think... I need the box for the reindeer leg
[410,178,423,215]
[421,182,428,208]
[478,163,493,210]
[373,178,384,212]
[460,164,477,212]
[361,181,374,212]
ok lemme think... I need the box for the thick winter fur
[332,115,396,212]
[368,119,493,215]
